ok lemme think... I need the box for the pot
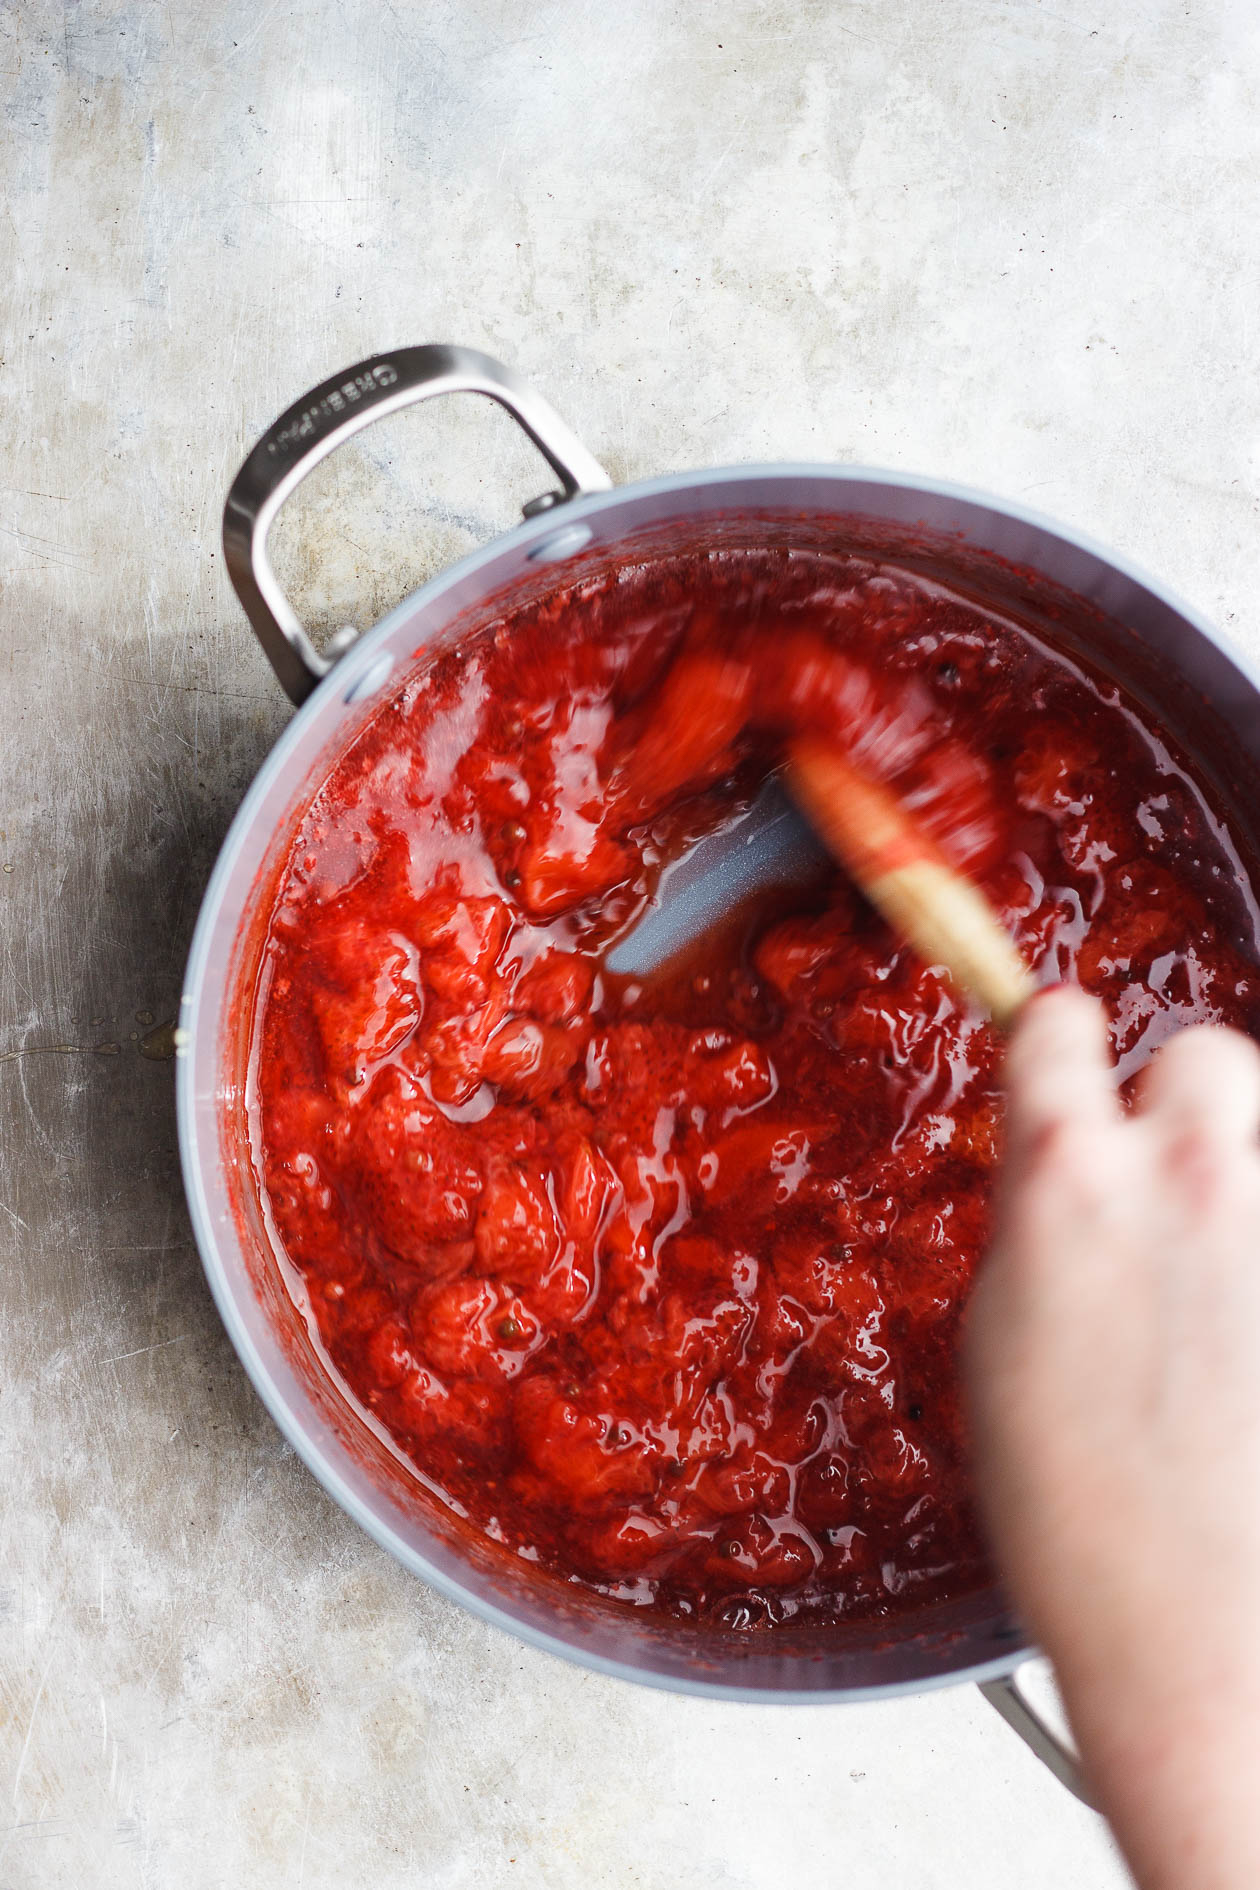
[179,345,1260,1805]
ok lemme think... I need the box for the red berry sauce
[253,549,1260,1627]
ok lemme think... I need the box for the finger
[1137,1024,1260,1145]
[1003,985,1118,1168]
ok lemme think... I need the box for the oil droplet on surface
[138,1020,178,1061]
[135,1009,154,1027]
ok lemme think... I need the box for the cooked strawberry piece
[805,1265,888,1382]
[529,1243,598,1325]
[769,1231,864,1319]
[394,1365,504,1451]
[705,1513,820,1588]
[684,1034,777,1117]
[514,1378,662,1503]
[655,1288,754,1374]
[516,824,632,919]
[307,925,421,1085]
[480,1016,582,1102]
[582,1508,678,1575]
[751,631,890,745]
[341,1069,484,1264]
[333,1283,396,1336]
[754,916,845,1002]
[699,1121,820,1209]
[1014,727,1100,815]
[581,1020,682,1112]
[748,1280,811,1368]
[606,650,753,826]
[658,1229,742,1288]
[365,1319,422,1388]
[420,995,511,1105]
[417,893,513,1004]
[474,1162,562,1281]
[561,1137,621,1242]
[513,949,595,1023]
[795,1452,856,1530]
[694,1449,791,1519]
[416,1275,543,1381]
[898,736,1003,874]
[751,900,866,1011]
[1077,859,1189,983]
[950,1095,1001,1167]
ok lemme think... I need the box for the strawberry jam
[253,548,1260,1626]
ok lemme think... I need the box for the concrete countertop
[3,2,1257,1884]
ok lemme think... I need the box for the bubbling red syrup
[253,549,1260,1626]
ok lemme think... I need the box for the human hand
[965,987,1260,1890]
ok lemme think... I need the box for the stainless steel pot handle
[222,344,613,704]
[980,1670,1097,1808]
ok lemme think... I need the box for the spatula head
[605,776,830,977]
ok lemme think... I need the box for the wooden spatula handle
[787,736,1035,1029]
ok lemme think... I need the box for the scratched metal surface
[2,2,1258,1884]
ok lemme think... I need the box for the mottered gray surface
[3,1,1258,1883]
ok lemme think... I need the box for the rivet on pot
[343,651,397,704]
[526,522,594,564]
